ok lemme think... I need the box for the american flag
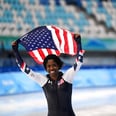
[18,25,78,64]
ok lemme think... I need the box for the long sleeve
[12,40,48,87]
[63,50,84,84]
[12,40,30,74]
[12,40,23,66]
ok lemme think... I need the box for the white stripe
[42,49,48,56]
[32,50,43,63]
[52,26,74,54]
[42,49,58,56]
[56,26,65,53]
[67,30,75,54]
[51,49,57,55]
[22,62,26,70]
[21,62,26,72]
[47,26,62,52]
[47,25,75,54]
[51,49,60,55]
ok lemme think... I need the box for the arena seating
[0,0,116,39]
[81,0,116,30]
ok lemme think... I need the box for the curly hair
[43,54,63,70]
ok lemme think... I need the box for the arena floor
[0,87,116,116]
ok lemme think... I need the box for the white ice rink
[0,87,116,116]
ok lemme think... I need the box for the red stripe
[51,25,77,55]
[63,29,69,54]
[47,49,60,56]
[72,33,77,54]
[51,26,62,45]
[38,49,46,59]
[28,49,61,64]
[55,50,60,55]
[21,62,25,69]
[28,51,42,64]
[46,49,53,55]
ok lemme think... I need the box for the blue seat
[112,1,116,8]
[2,10,13,23]
[29,0,35,5]
[55,0,61,5]
[39,0,50,5]
[23,11,34,28]
[82,0,115,30]
[105,15,112,28]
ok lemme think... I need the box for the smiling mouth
[50,71,55,74]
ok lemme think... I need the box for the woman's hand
[11,41,18,51]
[77,50,85,63]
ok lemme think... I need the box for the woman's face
[46,59,59,80]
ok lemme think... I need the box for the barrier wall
[0,67,116,96]
[0,36,116,51]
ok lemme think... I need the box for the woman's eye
[53,64,56,67]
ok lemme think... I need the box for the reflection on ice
[0,87,116,116]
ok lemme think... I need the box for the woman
[12,34,84,116]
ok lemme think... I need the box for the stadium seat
[0,0,116,39]
[81,0,116,31]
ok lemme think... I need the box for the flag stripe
[52,26,68,53]
[46,49,53,55]
[46,25,76,54]
[38,49,46,62]
[48,25,67,53]
[72,34,77,54]
[51,26,62,45]
[53,26,76,54]
[28,49,61,64]
[63,29,69,53]
[55,50,60,56]
[42,49,49,57]
[67,30,75,54]
[56,26,65,53]
[19,25,78,64]
[29,50,43,64]
[47,26,61,52]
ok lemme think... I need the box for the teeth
[50,71,55,74]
